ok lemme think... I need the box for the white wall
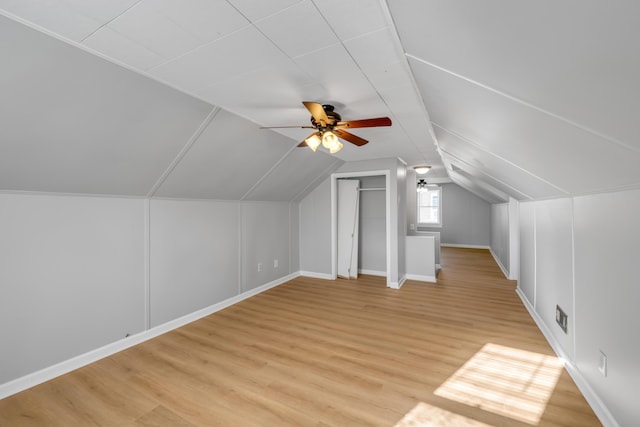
[518,202,536,304]
[413,182,491,247]
[573,190,640,427]
[0,193,298,387]
[299,177,332,276]
[491,202,510,273]
[241,201,292,292]
[289,202,300,273]
[0,193,146,384]
[534,198,575,359]
[517,189,640,427]
[490,198,520,280]
[149,199,239,327]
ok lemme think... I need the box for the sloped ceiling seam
[292,158,344,202]
[432,122,570,196]
[378,0,441,151]
[147,107,220,197]
[79,0,145,43]
[407,54,640,156]
[448,170,508,204]
[440,151,531,200]
[240,141,300,201]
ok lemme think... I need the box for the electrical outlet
[598,351,607,377]
[257,263,262,272]
[409,223,415,231]
[274,259,278,268]
[555,305,568,334]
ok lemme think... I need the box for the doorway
[331,170,391,287]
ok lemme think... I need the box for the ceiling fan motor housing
[310,104,341,129]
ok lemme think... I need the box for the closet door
[337,179,360,279]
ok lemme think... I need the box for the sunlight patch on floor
[434,343,563,425]
[395,402,493,427]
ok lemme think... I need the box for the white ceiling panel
[410,57,640,195]
[244,149,342,201]
[149,25,289,93]
[312,0,387,41]
[84,26,165,70]
[0,0,102,41]
[106,2,202,59]
[377,85,434,149]
[145,0,249,45]
[199,57,314,115]
[343,27,403,76]
[293,42,363,85]
[58,0,141,23]
[255,0,338,58]
[227,0,303,22]
[365,60,413,91]
[0,15,213,196]
[154,110,293,200]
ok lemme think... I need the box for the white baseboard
[389,275,407,289]
[358,269,386,277]
[405,273,437,283]
[516,289,619,427]
[441,243,490,249]
[299,271,333,280]
[0,272,299,400]
[489,248,511,280]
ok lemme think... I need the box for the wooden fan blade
[333,129,368,146]
[298,131,321,147]
[259,125,315,129]
[335,117,392,129]
[302,101,329,126]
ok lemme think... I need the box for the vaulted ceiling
[1,1,639,203]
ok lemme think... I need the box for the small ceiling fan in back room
[260,102,392,154]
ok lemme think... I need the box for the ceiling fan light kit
[329,140,343,154]
[304,133,322,152]
[262,102,392,154]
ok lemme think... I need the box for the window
[417,185,441,226]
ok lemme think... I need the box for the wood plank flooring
[0,248,601,426]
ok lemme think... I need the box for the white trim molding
[331,170,392,287]
[358,269,386,277]
[405,274,437,283]
[441,243,491,249]
[0,272,299,400]
[299,271,334,280]
[490,248,511,280]
[389,275,407,289]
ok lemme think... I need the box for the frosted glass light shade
[329,141,343,154]
[305,134,321,151]
[322,131,339,149]
[414,166,431,175]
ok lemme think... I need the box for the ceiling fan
[261,102,392,154]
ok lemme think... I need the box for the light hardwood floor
[0,248,601,426]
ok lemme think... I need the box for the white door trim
[331,170,391,287]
